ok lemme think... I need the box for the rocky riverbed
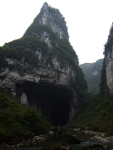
[1,128,113,150]
[0,129,80,149]
[0,134,48,149]
[72,128,113,144]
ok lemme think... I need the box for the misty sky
[0,0,113,64]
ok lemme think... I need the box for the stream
[8,130,113,150]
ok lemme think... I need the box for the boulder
[80,144,104,150]
[41,143,71,150]
[64,133,81,144]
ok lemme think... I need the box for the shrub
[0,87,50,143]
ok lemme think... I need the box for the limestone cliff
[103,23,113,95]
[25,3,69,42]
[0,3,87,126]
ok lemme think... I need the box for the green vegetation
[24,4,79,66]
[66,23,113,134]
[65,92,100,129]
[75,65,88,93]
[33,4,68,38]
[0,35,49,67]
[48,6,68,36]
[1,3,113,147]
[0,22,78,69]
[0,2,87,94]
[0,87,50,143]
[0,4,88,142]
[25,24,78,66]
[24,23,87,92]
[66,92,113,134]
[0,22,86,92]
[80,59,103,94]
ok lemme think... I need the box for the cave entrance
[51,90,71,126]
[16,82,72,126]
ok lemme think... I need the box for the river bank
[72,128,113,144]
[0,129,82,149]
[1,128,113,150]
[0,134,48,149]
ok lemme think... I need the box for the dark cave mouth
[16,81,72,126]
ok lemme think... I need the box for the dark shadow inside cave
[16,81,72,126]
[51,91,71,126]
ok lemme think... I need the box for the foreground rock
[52,126,66,135]
[72,128,113,143]
[80,144,104,150]
[51,127,81,145]
[0,134,47,149]
[91,135,113,143]
[65,134,81,144]
[41,143,71,150]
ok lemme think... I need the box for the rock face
[0,3,86,126]
[105,49,113,95]
[24,2,69,49]
[34,3,69,40]
[104,23,113,95]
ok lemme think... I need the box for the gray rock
[0,3,79,126]
[105,49,113,94]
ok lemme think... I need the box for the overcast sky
[0,0,113,64]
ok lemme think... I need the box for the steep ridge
[80,59,103,94]
[0,3,87,126]
[102,23,113,96]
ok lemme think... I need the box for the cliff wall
[0,3,87,126]
[103,23,113,95]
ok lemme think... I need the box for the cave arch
[16,81,73,126]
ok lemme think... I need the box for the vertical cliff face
[105,49,113,95]
[103,23,113,95]
[0,3,87,126]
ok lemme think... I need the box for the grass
[0,87,50,143]
[65,93,113,134]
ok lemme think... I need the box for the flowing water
[11,130,113,150]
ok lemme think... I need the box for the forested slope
[0,87,50,143]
